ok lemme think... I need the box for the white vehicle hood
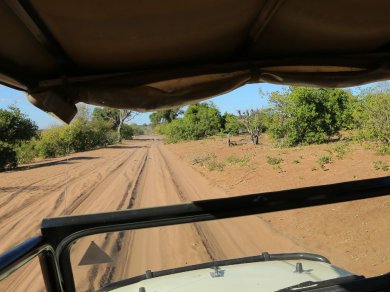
[111,259,353,292]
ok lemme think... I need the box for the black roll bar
[0,236,63,291]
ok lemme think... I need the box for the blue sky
[0,82,380,129]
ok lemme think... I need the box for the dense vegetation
[1,83,389,171]
[152,84,390,150]
[0,105,144,170]
[267,87,355,146]
[0,106,38,170]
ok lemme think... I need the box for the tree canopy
[0,106,38,143]
[149,108,182,125]
[93,107,137,142]
[0,106,38,170]
[267,87,354,146]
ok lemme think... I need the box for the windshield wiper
[276,275,364,291]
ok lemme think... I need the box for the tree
[93,107,138,142]
[0,106,38,170]
[0,106,38,143]
[222,113,241,135]
[157,103,223,142]
[358,83,390,146]
[121,124,134,140]
[149,108,182,125]
[237,110,266,144]
[267,87,354,146]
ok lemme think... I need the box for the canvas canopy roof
[1,0,390,122]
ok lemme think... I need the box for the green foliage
[317,155,332,169]
[121,124,134,140]
[267,87,355,146]
[130,124,145,135]
[92,107,136,142]
[373,160,389,171]
[357,86,390,146]
[159,103,223,142]
[0,106,38,143]
[328,142,350,160]
[374,145,390,156]
[292,159,300,164]
[36,115,117,158]
[222,113,241,135]
[190,152,225,171]
[92,107,120,128]
[206,160,225,171]
[266,156,283,165]
[36,126,68,158]
[149,108,182,125]
[16,139,39,164]
[0,106,38,170]
[0,141,17,171]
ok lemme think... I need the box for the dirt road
[0,139,300,291]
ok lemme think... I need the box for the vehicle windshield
[1,82,389,291]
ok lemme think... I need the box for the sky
[0,82,381,129]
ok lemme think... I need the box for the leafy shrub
[222,113,241,135]
[206,160,225,171]
[317,155,332,169]
[358,87,390,146]
[0,106,38,170]
[266,156,283,165]
[329,142,350,160]
[0,142,17,171]
[374,145,390,156]
[36,126,68,158]
[121,124,134,140]
[158,103,223,143]
[16,139,39,164]
[268,87,355,146]
[373,160,389,171]
[130,124,145,135]
[0,106,38,143]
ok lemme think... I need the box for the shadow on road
[16,156,97,171]
[109,145,147,149]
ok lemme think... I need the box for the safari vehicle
[0,1,390,291]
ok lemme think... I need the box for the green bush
[266,156,283,165]
[130,124,145,135]
[373,160,389,171]
[121,124,134,140]
[36,126,68,158]
[358,88,390,146]
[206,160,225,171]
[16,139,39,164]
[160,103,223,143]
[0,106,38,143]
[0,106,38,170]
[267,87,355,146]
[223,113,241,135]
[317,155,332,169]
[36,118,118,158]
[0,141,17,171]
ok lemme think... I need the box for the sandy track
[0,139,300,291]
